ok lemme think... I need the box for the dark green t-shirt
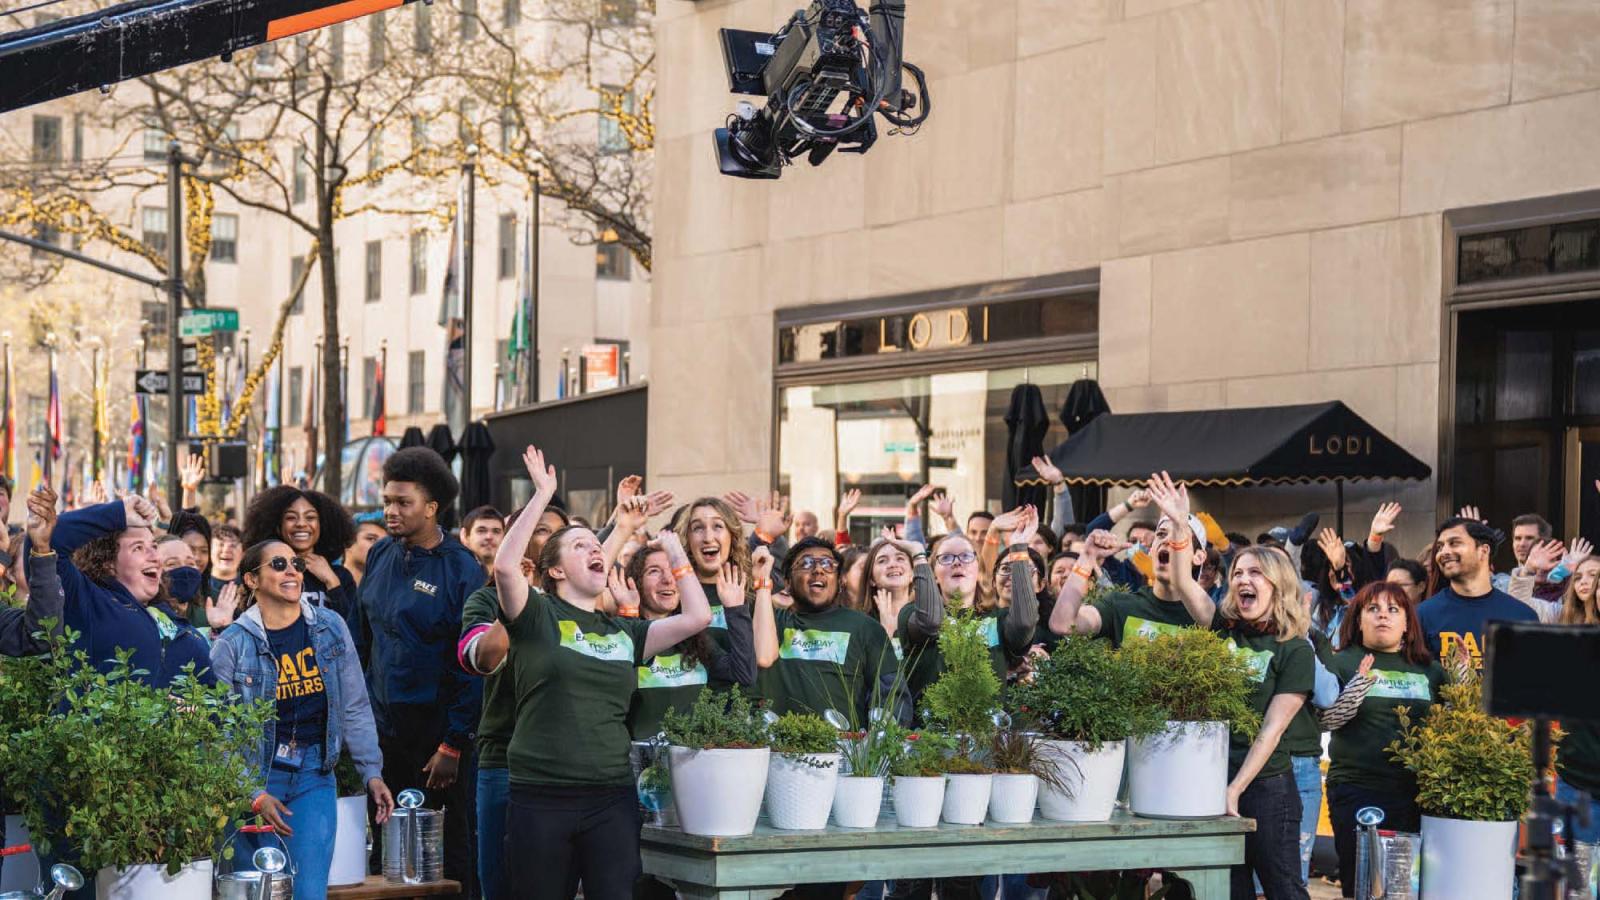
[1558,719,1600,797]
[760,604,895,725]
[504,589,652,787]
[1212,621,1316,781]
[698,582,730,652]
[1281,632,1333,758]
[1326,647,1444,793]
[1092,588,1196,648]
[461,586,515,770]
[897,606,1011,717]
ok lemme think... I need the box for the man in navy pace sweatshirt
[1417,516,1538,669]
[354,448,483,899]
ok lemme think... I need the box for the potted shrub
[889,732,956,828]
[922,611,1001,826]
[1007,636,1165,821]
[986,729,1072,824]
[1120,629,1259,818]
[330,752,370,886]
[765,713,841,830]
[661,690,771,837]
[1390,668,1532,900]
[833,715,906,828]
[1,634,271,900]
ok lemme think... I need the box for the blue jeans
[1292,754,1323,884]
[477,766,509,900]
[263,744,338,900]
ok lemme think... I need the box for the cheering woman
[242,486,359,618]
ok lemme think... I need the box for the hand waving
[1317,528,1348,572]
[752,545,775,583]
[717,563,748,608]
[1145,472,1190,531]
[207,581,242,631]
[607,567,640,616]
[522,445,558,499]
[179,451,206,492]
[1526,539,1565,574]
[1030,455,1064,486]
[25,484,58,548]
[1369,502,1402,539]
[1563,537,1594,571]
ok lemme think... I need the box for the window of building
[414,3,432,54]
[496,338,512,403]
[1458,217,1600,286]
[210,213,238,262]
[411,115,428,154]
[596,239,629,280]
[142,207,168,255]
[498,213,516,280]
[459,0,478,41]
[407,350,426,413]
[287,367,304,426]
[71,113,83,163]
[292,152,308,204]
[292,36,310,93]
[363,357,378,418]
[600,0,635,25]
[141,300,168,335]
[503,0,519,27]
[499,106,516,153]
[365,240,382,302]
[290,256,306,314]
[329,22,346,79]
[207,121,240,171]
[369,12,386,68]
[368,126,384,173]
[31,222,58,258]
[409,231,428,295]
[597,85,635,154]
[31,115,61,163]
[458,98,477,147]
[254,41,277,72]
[143,120,167,161]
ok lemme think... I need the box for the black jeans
[1325,781,1419,898]
[1233,772,1309,900]
[505,784,640,900]
[374,730,477,900]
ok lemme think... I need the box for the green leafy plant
[661,689,771,750]
[1389,670,1536,822]
[1007,635,1166,750]
[0,628,273,875]
[839,716,908,779]
[889,731,958,778]
[1120,629,1260,738]
[770,712,840,769]
[335,750,365,798]
[922,607,1001,754]
[990,729,1072,796]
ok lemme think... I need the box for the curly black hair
[382,447,459,510]
[242,485,358,559]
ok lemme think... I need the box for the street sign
[135,369,205,395]
[181,342,197,366]
[178,308,240,337]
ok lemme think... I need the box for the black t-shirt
[267,616,328,748]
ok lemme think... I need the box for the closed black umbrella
[425,423,458,464]
[1004,383,1050,513]
[398,426,428,449]
[458,421,496,516]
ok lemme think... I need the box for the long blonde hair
[1221,545,1311,642]
[671,498,752,580]
[1560,556,1600,625]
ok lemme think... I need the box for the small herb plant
[922,607,1002,754]
[889,731,958,778]
[1120,629,1260,738]
[840,716,909,779]
[771,712,840,769]
[1389,670,1536,822]
[990,729,1072,796]
[1007,635,1165,750]
[661,689,771,750]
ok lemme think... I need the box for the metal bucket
[214,826,294,900]
[1353,807,1420,900]
[382,790,444,884]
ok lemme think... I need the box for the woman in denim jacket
[212,539,395,899]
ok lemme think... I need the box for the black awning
[1047,401,1432,487]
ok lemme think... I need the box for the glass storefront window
[778,361,1096,544]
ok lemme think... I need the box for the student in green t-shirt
[492,446,714,900]
[671,497,753,651]
[1321,582,1444,898]
[860,534,940,644]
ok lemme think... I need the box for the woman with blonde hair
[1559,554,1600,624]
[672,497,753,648]
[1554,553,1600,848]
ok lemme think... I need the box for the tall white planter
[987,774,1038,824]
[669,746,770,837]
[832,776,885,828]
[1128,721,1227,818]
[96,859,212,900]
[1,814,40,893]
[329,794,369,886]
[942,774,993,825]
[765,753,841,830]
[1038,739,1125,822]
[1420,816,1517,900]
[891,776,945,828]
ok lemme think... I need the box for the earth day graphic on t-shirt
[981,617,1000,648]
[1124,615,1187,644]
[637,654,708,689]
[1225,640,1273,682]
[779,628,851,664]
[558,620,635,662]
[1367,669,1432,701]
[708,606,727,630]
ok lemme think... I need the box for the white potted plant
[986,730,1072,824]
[765,713,841,830]
[1390,667,1531,900]
[662,691,771,837]
[833,714,904,828]
[889,732,955,828]
[330,753,370,886]
[921,610,1001,826]
[1120,629,1260,819]
[1007,635,1166,821]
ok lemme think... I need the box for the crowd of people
[0,443,1596,900]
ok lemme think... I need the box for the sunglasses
[935,552,977,567]
[259,557,307,574]
[796,556,838,573]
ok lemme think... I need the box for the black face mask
[165,566,203,604]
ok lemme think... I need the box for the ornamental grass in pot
[1007,636,1165,821]
[1120,629,1259,819]
[922,610,1000,826]
[765,713,841,831]
[662,690,771,837]
[1389,668,1533,900]
[833,712,905,828]
[986,730,1074,824]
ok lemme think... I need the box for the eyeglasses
[259,557,307,574]
[796,556,838,573]
[936,552,977,567]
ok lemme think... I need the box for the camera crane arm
[0,0,416,113]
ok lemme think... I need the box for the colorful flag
[29,450,42,492]
[262,360,280,487]
[372,355,387,437]
[128,394,146,492]
[305,352,320,480]
[92,351,109,482]
[45,353,61,481]
[437,201,467,437]
[2,341,16,485]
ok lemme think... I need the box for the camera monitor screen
[1484,622,1600,721]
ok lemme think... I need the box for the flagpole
[378,339,387,436]
[91,339,102,485]
[1,332,12,489]
[461,144,478,433]
[44,332,56,484]
[526,178,540,405]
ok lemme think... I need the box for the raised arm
[494,446,557,621]
[1031,456,1076,537]
[904,552,941,641]
[999,507,1040,655]
[750,546,779,667]
[1047,530,1118,636]
[641,532,713,659]
[1318,654,1375,730]
[1148,471,1212,628]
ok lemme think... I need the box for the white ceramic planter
[1,814,40,893]
[1420,815,1517,900]
[669,746,770,837]
[96,859,212,900]
[891,776,945,828]
[832,776,885,828]
[765,752,841,830]
[1128,721,1227,818]
[329,794,369,886]
[987,774,1038,824]
[1038,739,1126,822]
[942,774,993,825]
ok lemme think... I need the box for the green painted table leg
[1173,866,1230,900]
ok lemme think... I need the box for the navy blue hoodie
[354,529,484,751]
[45,501,215,687]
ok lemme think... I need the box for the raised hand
[931,490,954,520]
[752,545,775,583]
[179,451,206,492]
[873,588,893,617]
[147,487,172,524]
[754,492,789,539]
[641,490,675,519]
[1146,471,1190,525]
[649,530,691,571]
[906,484,938,511]
[717,563,748,608]
[990,506,1025,534]
[1030,455,1065,486]
[1083,529,1129,565]
[607,566,640,616]
[522,445,558,499]
[723,490,759,525]
[1126,489,1152,510]
[1009,505,1039,547]
[25,484,58,548]
[1458,505,1485,524]
[123,493,158,528]
[1563,537,1594,570]
[207,581,242,631]
[1357,653,1375,678]
[1526,539,1565,575]
[1317,528,1348,572]
[838,488,862,519]
[616,474,643,505]
[613,495,651,534]
[1369,502,1402,539]
[882,526,925,558]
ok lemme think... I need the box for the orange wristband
[436,743,461,760]
[1071,566,1095,581]
[1167,539,1190,551]
[1005,552,1030,565]
[1368,533,1384,545]
[985,534,1001,546]
[252,794,268,813]
[617,606,640,618]
[752,578,771,591]
[671,564,693,580]
[755,529,777,544]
